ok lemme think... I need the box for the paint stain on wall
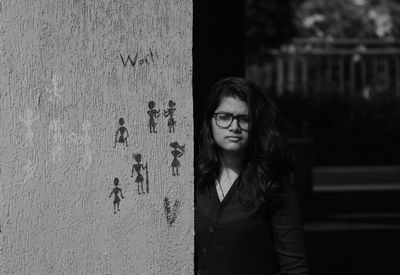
[19,109,38,147]
[49,119,64,164]
[23,160,35,183]
[46,75,64,105]
[163,197,180,226]
[48,119,92,167]
[78,120,92,169]
[0,146,13,181]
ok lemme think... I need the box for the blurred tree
[296,0,400,39]
[245,0,400,60]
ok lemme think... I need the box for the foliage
[245,0,400,61]
[296,0,400,38]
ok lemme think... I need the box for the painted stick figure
[163,100,177,133]
[109,178,124,214]
[114,118,129,147]
[131,154,149,194]
[170,142,185,176]
[147,101,160,133]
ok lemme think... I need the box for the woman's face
[211,96,250,157]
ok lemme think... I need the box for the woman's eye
[218,114,232,121]
[239,117,249,123]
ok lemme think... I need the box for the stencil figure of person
[147,101,160,133]
[114,118,129,147]
[163,100,177,133]
[170,142,185,176]
[131,153,149,194]
[109,178,124,214]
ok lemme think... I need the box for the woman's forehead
[215,96,248,114]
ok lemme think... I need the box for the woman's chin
[220,145,247,155]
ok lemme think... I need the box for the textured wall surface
[0,0,193,274]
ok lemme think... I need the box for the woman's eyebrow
[215,110,249,115]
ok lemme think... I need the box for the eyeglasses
[213,113,251,131]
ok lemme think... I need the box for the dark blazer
[195,180,309,275]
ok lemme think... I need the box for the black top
[195,179,309,275]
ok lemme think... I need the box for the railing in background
[247,38,400,98]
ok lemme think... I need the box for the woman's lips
[226,136,242,142]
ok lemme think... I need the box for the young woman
[195,77,309,275]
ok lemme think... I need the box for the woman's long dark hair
[195,77,294,209]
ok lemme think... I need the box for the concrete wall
[0,0,193,274]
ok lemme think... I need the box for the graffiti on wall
[163,100,176,133]
[163,197,180,226]
[109,177,124,214]
[170,142,185,176]
[147,100,178,134]
[147,101,160,133]
[131,153,149,195]
[114,118,129,147]
[120,48,159,68]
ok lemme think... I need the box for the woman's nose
[229,118,241,131]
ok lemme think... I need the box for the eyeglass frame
[212,112,251,131]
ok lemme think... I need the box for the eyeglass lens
[214,113,250,130]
